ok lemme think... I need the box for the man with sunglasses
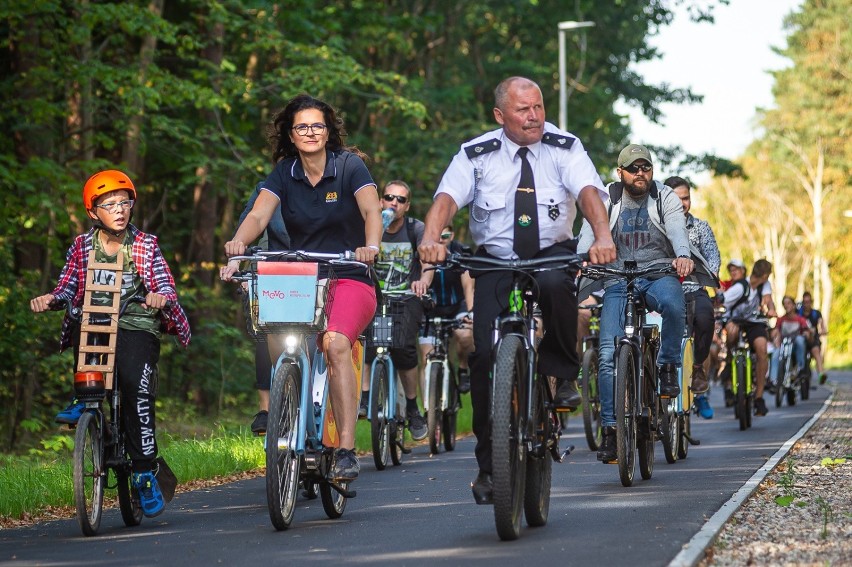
[418,76,616,505]
[363,180,432,440]
[577,143,716,464]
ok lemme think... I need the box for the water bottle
[381,208,394,231]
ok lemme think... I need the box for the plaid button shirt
[51,225,191,350]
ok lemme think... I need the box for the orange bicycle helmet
[82,170,136,210]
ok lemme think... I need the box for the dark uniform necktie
[513,147,539,259]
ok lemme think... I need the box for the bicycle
[48,295,174,536]
[582,261,678,487]
[421,310,468,455]
[230,248,368,530]
[579,303,603,451]
[363,290,420,469]
[773,326,809,408]
[725,314,766,431]
[438,250,583,541]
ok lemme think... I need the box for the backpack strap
[608,181,665,227]
[405,216,421,282]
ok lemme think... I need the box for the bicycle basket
[364,296,409,349]
[249,262,334,333]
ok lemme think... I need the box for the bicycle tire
[775,353,787,408]
[800,372,811,400]
[492,334,527,541]
[735,357,748,431]
[320,480,347,519]
[443,365,458,452]
[426,362,443,455]
[677,411,690,460]
[116,468,142,527]
[370,360,391,470]
[523,377,552,528]
[266,363,301,530]
[615,346,637,487]
[638,359,656,480]
[581,347,602,451]
[73,411,104,536]
[661,403,678,464]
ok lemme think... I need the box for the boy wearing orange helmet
[30,170,191,518]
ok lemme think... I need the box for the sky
[615,0,804,182]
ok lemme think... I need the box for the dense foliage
[1,0,726,450]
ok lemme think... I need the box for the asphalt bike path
[1,383,830,566]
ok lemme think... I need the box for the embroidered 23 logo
[325,191,338,203]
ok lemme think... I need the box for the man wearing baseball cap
[578,143,717,464]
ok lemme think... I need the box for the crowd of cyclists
[30,77,829,523]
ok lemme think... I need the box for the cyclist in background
[418,224,475,393]
[771,295,811,380]
[31,169,191,518]
[798,291,828,385]
[223,94,380,482]
[665,176,721,419]
[720,259,777,416]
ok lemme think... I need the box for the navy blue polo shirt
[262,149,376,285]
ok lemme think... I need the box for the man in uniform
[419,76,616,505]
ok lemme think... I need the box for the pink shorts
[322,279,377,346]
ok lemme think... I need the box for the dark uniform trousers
[470,239,579,473]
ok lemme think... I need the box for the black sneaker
[553,378,581,410]
[358,394,368,419]
[659,363,680,398]
[754,397,768,416]
[407,409,427,440]
[457,368,471,394]
[250,410,268,435]
[597,426,617,463]
[329,448,360,481]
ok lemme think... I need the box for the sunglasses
[382,194,409,204]
[622,163,653,174]
[440,232,453,239]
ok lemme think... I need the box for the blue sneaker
[132,471,165,518]
[55,400,85,424]
[696,395,714,419]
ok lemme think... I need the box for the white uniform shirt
[434,123,606,260]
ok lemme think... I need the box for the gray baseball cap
[618,144,653,167]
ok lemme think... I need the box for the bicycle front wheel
[320,481,347,519]
[637,359,656,480]
[73,411,105,536]
[661,401,679,464]
[523,377,552,528]
[735,357,748,431]
[615,346,637,487]
[677,410,691,460]
[266,363,301,530]
[370,360,391,470]
[443,366,459,452]
[426,362,444,454]
[492,334,527,541]
[581,347,602,451]
[775,353,788,408]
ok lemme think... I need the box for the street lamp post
[558,20,595,132]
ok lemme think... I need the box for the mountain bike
[421,310,467,454]
[582,261,678,487]
[438,250,583,541]
[363,290,420,469]
[725,315,765,431]
[773,326,809,408]
[579,303,602,451]
[674,298,701,460]
[231,249,368,530]
[47,295,173,536]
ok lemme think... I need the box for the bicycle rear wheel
[523,377,552,528]
[615,346,637,487]
[775,354,788,408]
[116,467,143,527]
[637,360,656,480]
[73,411,105,536]
[492,334,527,541]
[370,360,391,470]
[443,365,458,452]
[320,481,347,519]
[735,357,748,431]
[266,363,301,530]
[426,361,443,455]
[661,401,679,464]
[677,411,690,460]
[581,347,602,451]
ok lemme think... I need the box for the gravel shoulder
[699,372,852,566]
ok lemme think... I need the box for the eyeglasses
[382,194,409,204]
[622,163,653,174]
[94,199,135,214]
[292,123,327,136]
[440,232,453,240]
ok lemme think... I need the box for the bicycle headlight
[284,335,299,354]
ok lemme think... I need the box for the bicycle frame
[367,349,397,422]
[422,315,462,414]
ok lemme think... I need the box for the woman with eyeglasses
[223,94,381,482]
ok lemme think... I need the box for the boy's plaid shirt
[51,225,191,350]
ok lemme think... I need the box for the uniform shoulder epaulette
[464,138,501,159]
[541,132,575,149]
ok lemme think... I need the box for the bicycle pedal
[553,444,575,462]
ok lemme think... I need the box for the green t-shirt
[91,230,161,338]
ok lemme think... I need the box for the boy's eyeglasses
[292,123,327,136]
[382,194,409,204]
[95,199,135,213]
[440,232,453,240]
[622,163,653,174]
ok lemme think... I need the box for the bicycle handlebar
[229,249,369,282]
[581,262,676,282]
[437,251,586,273]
